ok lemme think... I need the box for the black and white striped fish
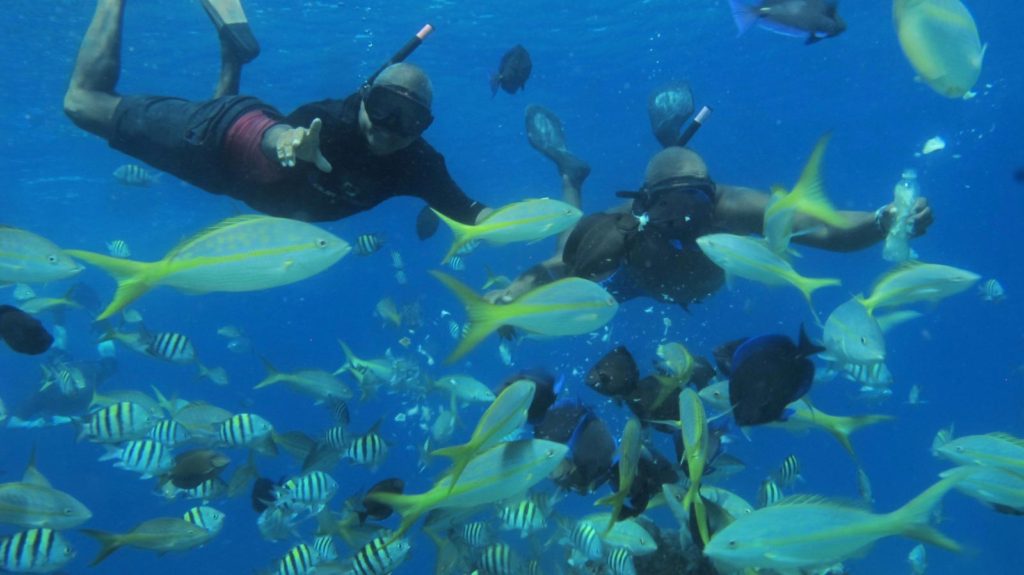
[349,535,411,575]
[325,397,350,426]
[313,534,339,562]
[275,471,338,514]
[182,505,226,534]
[79,401,156,443]
[498,498,546,537]
[345,428,388,469]
[354,234,386,256]
[478,543,521,575]
[447,255,466,271]
[568,519,602,561]
[0,528,75,573]
[459,521,492,548]
[324,425,348,450]
[456,239,481,255]
[757,477,784,508]
[607,547,637,575]
[218,413,274,448]
[100,439,174,479]
[169,477,228,502]
[277,542,318,575]
[113,163,160,187]
[773,454,802,487]
[978,278,1006,302]
[105,239,131,258]
[147,332,196,364]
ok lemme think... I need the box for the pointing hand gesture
[276,118,333,173]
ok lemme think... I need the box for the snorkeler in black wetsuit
[497,86,935,307]
[63,0,488,227]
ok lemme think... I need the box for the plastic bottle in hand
[883,169,919,262]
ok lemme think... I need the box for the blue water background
[2,0,1023,573]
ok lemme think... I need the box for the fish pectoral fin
[283,259,294,270]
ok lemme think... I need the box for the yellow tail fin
[767,133,850,229]
[431,271,503,363]
[63,250,156,320]
[432,209,477,264]
[79,529,124,566]
[886,471,965,552]
[825,414,894,458]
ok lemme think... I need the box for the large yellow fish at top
[65,216,350,320]
[894,0,986,98]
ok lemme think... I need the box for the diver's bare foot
[201,0,260,63]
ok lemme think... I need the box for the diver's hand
[879,197,933,237]
[276,118,333,173]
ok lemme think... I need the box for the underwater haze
[2,1,1023,574]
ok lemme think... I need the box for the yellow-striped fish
[894,0,986,98]
[679,388,710,545]
[0,226,82,283]
[595,418,641,531]
[65,215,351,319]
[433,198,582,263]
[432,271,618,363]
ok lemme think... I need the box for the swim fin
[647,82,694,148]
[525,105,590,189]
[201,0,261,64]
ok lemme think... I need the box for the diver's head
[632,147,717,242]
[359,63,434,155]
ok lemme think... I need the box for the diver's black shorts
[108,94,273,192]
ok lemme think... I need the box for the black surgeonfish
[0,305,53,355]
[724,325,824,426]
[251,477,278,513]
[730,0,846,45]
[585,346,639,399]
[557,411,615,494]
[534,398,590,444]
[500,368,563,425]
[358,478,405,524]
[490,44,532,96]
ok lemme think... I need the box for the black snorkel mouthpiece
[676,105,712,148]
[363,24,435,90]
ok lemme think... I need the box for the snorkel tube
[676,105,712,148]
[362,24,435,89]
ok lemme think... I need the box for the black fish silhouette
[585,346,639,398]
[0,305,53,355]
[491,44,532,96]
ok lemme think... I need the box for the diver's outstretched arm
[714,185,934,253]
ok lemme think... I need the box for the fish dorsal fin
[165,215,267,258]
[23,446,52,488]
[988,432,1024,447]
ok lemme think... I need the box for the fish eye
[63,507,74,515]
[316,238,329,248]
[859,336,868,344]
[955,446,964,453]
[727,539,738,548]
[47,254,59,264]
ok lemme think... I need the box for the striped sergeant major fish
[113,163,160,187]
[277,542,318,575]
[345,422,388,471]
[758,477,784,508]
[458,521,492,548]
[312,534,339,562]
[447,255,466,271]
[498,498,546,537]
[78,401,157,443]
[478,542,521,575]
[182,506,226,534]
[100,439,174,479]
[106,239,131,258]
[774,454,802,487]
[354,233,385,256]
[147,332,196,364]
[162,477,229,503]
[275,471,338,514]
[350,534,411,575]
[149,419,192,447]
[0,528,75,573]
[567,519,602,562]
[607,547,637,575]
[218,413,274,448]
